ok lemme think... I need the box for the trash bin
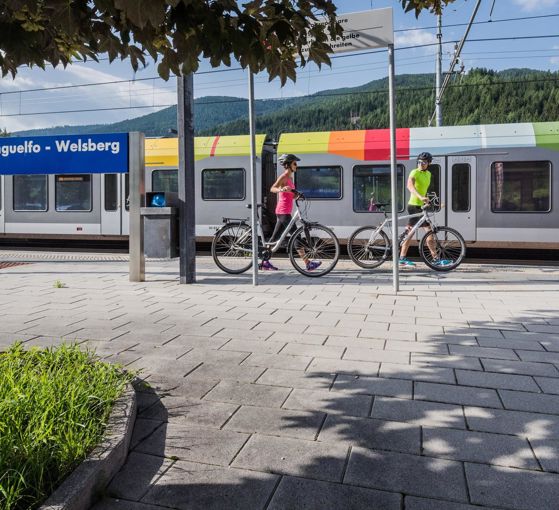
[141,192,178,258]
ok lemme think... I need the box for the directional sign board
[0,133,129,174]
[302,7,394,57]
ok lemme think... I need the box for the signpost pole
[248,71,259,286]
[388,44,399,293]
[177,74,196,284]
[129,132,145,282]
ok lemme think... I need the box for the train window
[152,169,178,193]
[452,164,470,212]
[55,175,92,212]
[353,165,404,212]
[294,166,342,199]
[491,161,551,213]
[426,164,441,211]
[202,168,245,200]
[104,174,118,211]
[13,175,48,211]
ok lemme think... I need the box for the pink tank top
[275,177,295,214]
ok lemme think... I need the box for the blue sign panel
[0,133,129,175]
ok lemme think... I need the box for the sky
[1,0,559,132]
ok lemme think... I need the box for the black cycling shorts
[406,205,423,227]
[270,214,297,243]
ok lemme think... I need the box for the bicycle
[347,194,466,272]
[211,192,340,277]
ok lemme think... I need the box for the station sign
[301,7,394,58]
[0,133,129,175]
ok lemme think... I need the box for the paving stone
[185,363,265,382]
[535,376,559,395]
[516,349,559,364]
[283,388,372,417]
[414,381,502,408]
[268,476,402,510]
[129,418,164,450]
[257,368,335,390]
[318,414,420,454]
[456,369,541,392]
[305,325,362,337]
[464,406,559,440]
[213,328,273,340]
[404,496,500,510]
[307,358,380,377]
[267,331,327,344]
[179,348,250,364]
[449,345,519,361]
[412,354,483,370]
[141,460,279,510]
[135,422,249,466]
[325,336,385,350]
[224,406,325,440]
[372,397,466,429]
[465,462,559,510]
[530,439,559,472]
[219,338,286,354]
[331,374,413,399]
[92,498,164,510]
[343,347,410,364]
[344,447,468,502]
[232,434,348,482]
[204,380,291,407]
[499,389,559,415]
[477,336,545,351]
[280,342,345,359]
[107,452,173,500]
[241,352,312,371]
[139,395,238,428]
[422,426,538,469]
[379,363,455,384]
[384,340,449,354]
[482,359,559,378]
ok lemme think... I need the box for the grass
[0,343,134,510]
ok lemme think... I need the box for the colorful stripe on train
[144,122,559,167]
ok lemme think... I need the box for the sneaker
[306,260,322,271]
[259,260,278,271]
[433,259,452,267]
[399,257,415,267]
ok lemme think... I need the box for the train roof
[145,134,267,166]
[277,121,559,161]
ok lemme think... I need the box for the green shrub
[0,343,133,510]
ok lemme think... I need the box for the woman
[261,153,321,271]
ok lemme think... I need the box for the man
[399,152,449,267]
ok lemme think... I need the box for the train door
[0,176,4,233]
[121,173,129,235]
[447,156,476,241]
[101,174,121,234]
[427,156,446,226]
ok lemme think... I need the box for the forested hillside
[206,69,559,137]
[13,69,559,138]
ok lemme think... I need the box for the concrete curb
[39,383,137,510]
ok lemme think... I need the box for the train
[0,121,558,248]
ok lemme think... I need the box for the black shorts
[407,205,423,227]
[270,214,297,243]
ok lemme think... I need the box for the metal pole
[388,44,399,293]
[435,13,443,127]
[177,74,196,284]
[248,71,259,286]
[129,131,145,282]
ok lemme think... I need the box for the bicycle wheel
[419,226,466,271]
[288,224,340,277]
[347,226,391,269]
[211,223,253,274]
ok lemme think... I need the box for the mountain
[12,69,559,139]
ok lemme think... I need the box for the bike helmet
[278,153,301,166]
[417,151,433,163]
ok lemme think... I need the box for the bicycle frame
[371,207,435,246]
[229,200,304,256]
